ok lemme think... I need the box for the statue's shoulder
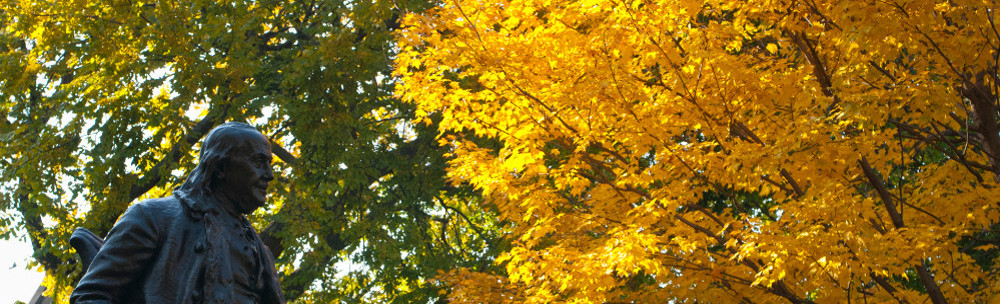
[130,196,186,220]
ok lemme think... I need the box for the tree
[397,0,1000,302]
[0,0,503,302]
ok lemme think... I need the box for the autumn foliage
[1,0,504,302]
[397,0,1000,302]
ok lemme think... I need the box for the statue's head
[179,122,274,214]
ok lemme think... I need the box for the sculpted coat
[70,190,284,304]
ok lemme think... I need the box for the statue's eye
[250,155,269,167]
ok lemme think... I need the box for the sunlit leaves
[398,0,1000,302]
[0,0,508,303]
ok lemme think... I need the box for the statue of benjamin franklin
[71,122,285,304]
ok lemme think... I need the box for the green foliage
[0,0,502,302]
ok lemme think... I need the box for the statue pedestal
[27,285,52,304]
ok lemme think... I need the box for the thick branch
[85,103,233,236]
[859,157,904,228]
[259,221,287,259]
[915,262,948,304]
[17,77,62,272]
[779,169,804,198]
[871,273,909,304]
[16,192,61,271]
[859,158,948,304]
[127,103,231,201]
[787,31,842,113]
[270,139,297,166]
[962,70,1000,182]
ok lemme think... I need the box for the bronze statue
[71,122,285,304]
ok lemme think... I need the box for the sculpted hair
[178,122,262,196]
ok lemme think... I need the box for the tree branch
[859,157,948,304]
[859,157,904,228]
[127,103,231,201]
[787,30,842,114]
[915,261,949,304]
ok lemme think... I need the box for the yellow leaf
[974,244,998,251]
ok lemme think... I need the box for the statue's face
[216,131,274,214]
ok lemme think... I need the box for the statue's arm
[70,203,159,304]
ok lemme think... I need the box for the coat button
[194,242,205,253]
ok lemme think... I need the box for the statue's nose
[262,166,274,182]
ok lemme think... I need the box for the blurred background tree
[0,0,504,302]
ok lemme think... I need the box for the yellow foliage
[397,0,1000,303]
